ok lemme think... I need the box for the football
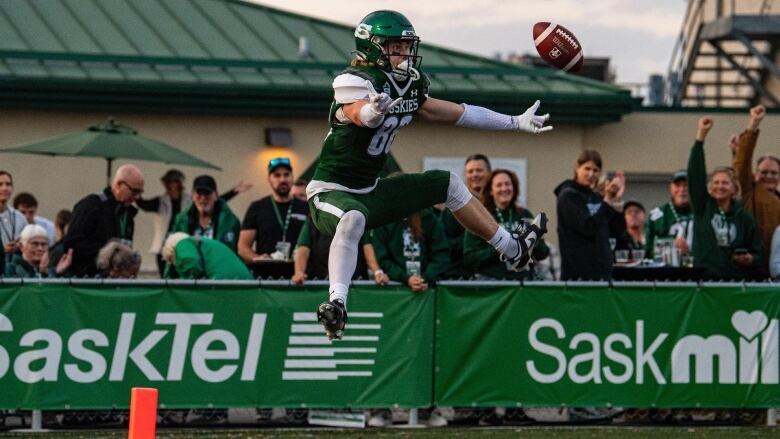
[533,22,584,72]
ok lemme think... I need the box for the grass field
[2,427,778,438]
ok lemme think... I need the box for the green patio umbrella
[0,118,221,185]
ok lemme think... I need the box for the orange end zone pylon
[128,387,158,439]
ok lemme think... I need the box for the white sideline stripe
[562,51,583,72]
[313,195,345,219]
[291,323,380,333]
[286,347,377,357]
[282,371,372,380]
[340,336,378,341]
[293,312,317,322]
[534,22,557,46]
[350,312,383,318]
[284,359,375,368]
[289,336,331,345]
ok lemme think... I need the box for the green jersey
[313,66,430,189]
[645,201,693,257]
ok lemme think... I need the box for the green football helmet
[354,10,422,76]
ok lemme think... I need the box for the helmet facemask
[383,38,421,81]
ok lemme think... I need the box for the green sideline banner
[435,285,780,408]
[0,285,433,409]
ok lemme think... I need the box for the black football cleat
[502,212,548,272]
[317,299,347,340]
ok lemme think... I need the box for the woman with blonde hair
[688,117,762,280]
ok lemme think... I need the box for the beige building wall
[0,108,776,272]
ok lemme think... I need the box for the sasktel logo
[526,310,778,385]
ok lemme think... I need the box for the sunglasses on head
[269,157,291,169]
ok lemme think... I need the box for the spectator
[5,224,72,278]
[732,105,779,275]
[96,240,142,278]
[239,158,308,262]
[291,178,309,202]
[620,200,647,251]
[292,215,387,285]
[688,117,762,280]
[13,192,55,246]
[438,154,492,279]
[137,169,250,275]
[646,170,693,259]
[555,150,626,281]
[163,232,252,280]
[48,209,72,269]
[0,171,29,263]
[771,225,779,280]
[372,208,450,292]
[464,169,549,280]
[172,175,241,253]
[464,154,492,196]
[64,164,144,277]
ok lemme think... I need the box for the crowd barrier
[0,279,777,410]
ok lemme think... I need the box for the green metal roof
[0,0,634,123]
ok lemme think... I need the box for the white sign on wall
[423,157,528,206]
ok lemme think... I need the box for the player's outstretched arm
[419,97,553,134]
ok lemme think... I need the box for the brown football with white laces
[533,22,584,72]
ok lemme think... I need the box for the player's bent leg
[319,210,366,340]
[446,172,548,272]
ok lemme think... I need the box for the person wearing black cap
[171,175,242,254]
[136,169,251,275]
[238,158,308,262]
[646,169,694,259]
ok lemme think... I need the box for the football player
[310,10,552,339]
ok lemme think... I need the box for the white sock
[488,226,520,259]
[327,210,366,309]
[329,284,349,306]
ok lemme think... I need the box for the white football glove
[513,100,552,134]
[359,80,403,128]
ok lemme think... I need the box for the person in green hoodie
[464,169,549,280]
[371,208,450,292]
[162,232,252,280]
[688,117,763,280]
[172,175,241,253]
[5,224,72,278]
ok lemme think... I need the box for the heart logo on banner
[731,310,768,341]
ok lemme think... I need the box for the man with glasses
[64,164,144,276]
[238,158,308,263]
[733,104,779,274]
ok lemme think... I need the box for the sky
[250,0,688,84]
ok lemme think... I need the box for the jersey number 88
[366,114,413,156]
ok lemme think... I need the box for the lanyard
[0,209,16,243]
[717,207,734,243]
[118,212,128,239]
[495,207,515,227]
[271,199,293,242]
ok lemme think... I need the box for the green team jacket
[371,209,450,284]
[167,237,252,280]
[172,199,241,253]
[688,140,762,279]
[4,254,52,278]
[645,202,693,258]
[463,206,550,280]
